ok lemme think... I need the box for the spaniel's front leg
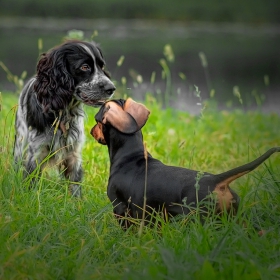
[63,132,83,197]
[61,113,85,197]
[63,150,83,197]
[24,133,50,184]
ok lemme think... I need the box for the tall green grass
[0,91,280,279]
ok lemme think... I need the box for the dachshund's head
[90,98,150,145]
[33,40,116,113]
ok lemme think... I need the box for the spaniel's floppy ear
[100,98,150,134]
[33,47,75,113]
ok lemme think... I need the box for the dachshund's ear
[33,48,74,112]
[100,98,150,134]
[123,98,150,130]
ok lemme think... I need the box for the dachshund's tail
[215,147,280,186]
[211,147,279,213]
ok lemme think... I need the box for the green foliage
[0,62,26,94]
[1,92,280,279]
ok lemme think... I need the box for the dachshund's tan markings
[92,122,106,144]
[214,171,249,212]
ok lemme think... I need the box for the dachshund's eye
[80,64,91,71]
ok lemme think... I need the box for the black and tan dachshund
[91,98,279,229]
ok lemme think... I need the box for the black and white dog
[14,40,115,197]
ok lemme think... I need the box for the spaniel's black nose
[104,83,116,96]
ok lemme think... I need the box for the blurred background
[0,0,279,113]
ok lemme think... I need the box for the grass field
[0,91,280,279]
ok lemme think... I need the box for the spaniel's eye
[80,64,91,71]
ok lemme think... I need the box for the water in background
[1,18,279,113]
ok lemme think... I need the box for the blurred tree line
[0,0,279,23]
